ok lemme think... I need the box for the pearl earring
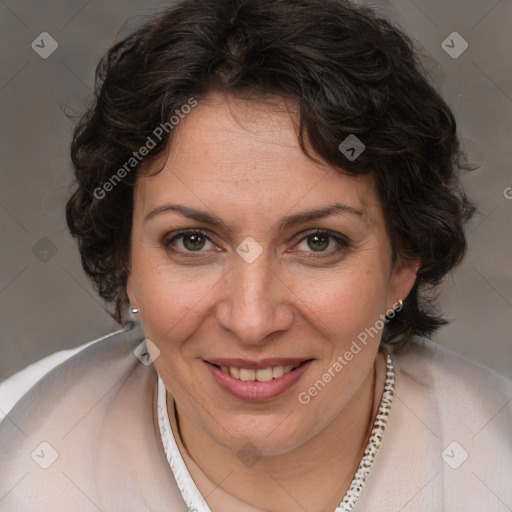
[130,307,139,314]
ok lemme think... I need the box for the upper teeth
[220,364,300,382]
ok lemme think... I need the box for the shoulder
[0,324,147,416]
[390,336,512,431]
[359,337,512,509]
[0,328,134,416]
[0,324,177,511]
[0,323,149,436]
[0,323,148,436]
[390,335,512,397]
[395,337,512,491]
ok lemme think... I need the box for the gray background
[0,0,510,381]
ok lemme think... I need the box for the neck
[170,352,386,512]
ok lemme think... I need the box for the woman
[1,0,511,510]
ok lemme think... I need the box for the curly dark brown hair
[66,0,475,344]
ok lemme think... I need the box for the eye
[163,229,217,256]
[162,228,349,260]
[293,230,349,258]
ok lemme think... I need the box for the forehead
[135,94,383,228]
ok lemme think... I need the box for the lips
[204,357,314,401]
[205,357,309,369]
[205,357,311,382]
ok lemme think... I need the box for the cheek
[131,251,224,348]
[289,260,390,342]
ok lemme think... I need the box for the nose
[215,248,294,346]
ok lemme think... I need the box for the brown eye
[163,229,215,256]
[306,233,330,252]
[295,230,349,258]
[182,232,207,251]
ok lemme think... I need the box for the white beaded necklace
[157,351,395,512]
[335,351,395,511]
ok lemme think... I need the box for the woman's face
[127,94,416,455]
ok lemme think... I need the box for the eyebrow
[144,202,364,231]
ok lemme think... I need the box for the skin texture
[127,93,418,511]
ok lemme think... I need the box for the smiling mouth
[206,360,312,382]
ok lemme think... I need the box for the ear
[387,255,420,310]
[126,274,137,309]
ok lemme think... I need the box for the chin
[209,413,312,457]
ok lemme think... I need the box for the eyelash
[162,229,349,260]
